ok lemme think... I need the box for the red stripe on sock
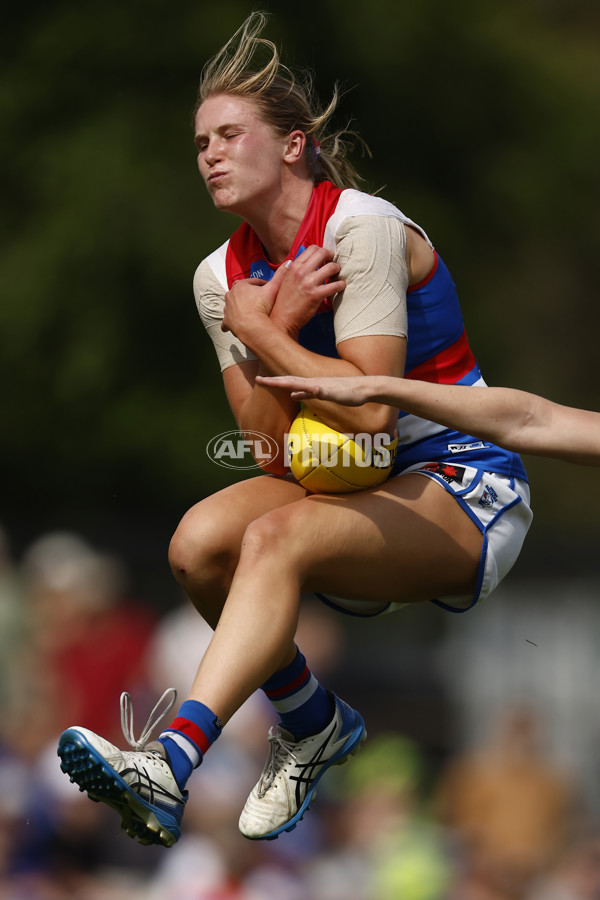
[264,665,310,700]
[169,717,210,755]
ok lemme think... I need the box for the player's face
[194,93,288,217]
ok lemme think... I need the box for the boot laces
[120,688,177,751]
[258,728,299,798]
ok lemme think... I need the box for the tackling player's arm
[254,375,600,467]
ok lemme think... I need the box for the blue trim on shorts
[313,592,393,618]
[430,532,488,614]
[416,469,486,613]
[416,469,524,614]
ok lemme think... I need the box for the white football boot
[239,693,366,840]
[58,689,185,847]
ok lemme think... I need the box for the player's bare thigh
[240,473,483,606]
[169,474,308,579]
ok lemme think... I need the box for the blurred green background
[2,0,599,602]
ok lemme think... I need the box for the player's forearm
[237,369,299,475]
[325,377,600,464]
[242,320,397,436]
[372,379,511,437]
[352,377,530,447]
[376,379,549,453]
[395,382,600,464]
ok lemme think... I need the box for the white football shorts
[315,464,532,617]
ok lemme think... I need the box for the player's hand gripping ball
[288,407,398,494]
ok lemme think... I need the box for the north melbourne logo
[478,484,499,509]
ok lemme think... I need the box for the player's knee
[169,512,228,584]
[240,508,304,568]
[168,527,193,581]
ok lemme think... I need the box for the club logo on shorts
[478,484,499,508]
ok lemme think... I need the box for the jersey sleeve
[193,258,257,372]
[332,214,409,345]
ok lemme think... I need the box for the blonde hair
[195,11,368,190]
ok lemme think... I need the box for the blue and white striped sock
[261,647,333,740]
[158,699,222,791]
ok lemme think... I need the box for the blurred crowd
[1,524,600,900]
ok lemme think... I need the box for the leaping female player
[58,12,532,846]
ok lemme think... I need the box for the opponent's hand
[269,246,345,338]
[255,374,375,406]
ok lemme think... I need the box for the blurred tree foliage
[2,0,599,559]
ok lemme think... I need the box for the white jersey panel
[194,245,257,372]
[323,189,433,252]
[203,241,229,291]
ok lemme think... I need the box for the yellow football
[287,407,398,494]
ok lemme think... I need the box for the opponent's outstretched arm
[255,374,600,466]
